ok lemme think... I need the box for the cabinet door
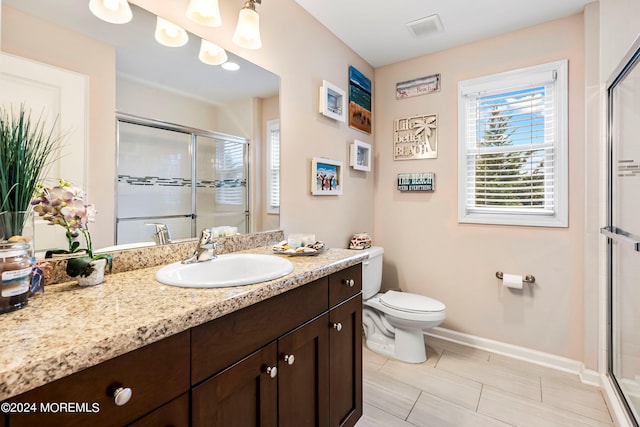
[192,342,278,427]
[127,393,189,427]
[329,294,363,427]
[278,314,330,427]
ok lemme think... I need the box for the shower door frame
[115,112,250,244]
[603,37,640,427]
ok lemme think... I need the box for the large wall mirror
[1,0,281,253]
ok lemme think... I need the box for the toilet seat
[379,290,445,314]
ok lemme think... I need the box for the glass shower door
[116,121,194,244]
[195,135,248,234]
[604,41,640,425]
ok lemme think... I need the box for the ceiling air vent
[406,14,443,38]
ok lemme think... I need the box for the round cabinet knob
[266,366,278,378]
[343,279,355,287]
[333,322,343,332]
[113,387,132,406]
[283,354,295,365]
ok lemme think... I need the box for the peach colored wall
[1,6,116,249]
[373,15,586,360]
[132,0,376,249]
[583,1,601,372]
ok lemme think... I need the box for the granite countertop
[0,246,367,401]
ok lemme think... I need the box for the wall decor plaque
[394,114,438,160]
[397,173,435,192]
[396,73,441,99]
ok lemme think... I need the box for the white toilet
[362,246,446,363]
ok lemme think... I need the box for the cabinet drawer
[329,264,362,307]
[191,277,328,384]
[8,331,190,427]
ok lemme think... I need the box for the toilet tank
[362,246,384,299]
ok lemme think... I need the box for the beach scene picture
[349,66,372,134]
[312,158,343,195]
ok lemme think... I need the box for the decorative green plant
[31,180,112,278]
[0,104,63,238]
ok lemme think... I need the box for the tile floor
[355,336,614,427]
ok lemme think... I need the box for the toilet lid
[379,290,445,313]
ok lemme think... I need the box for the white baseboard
[425,327,601,386]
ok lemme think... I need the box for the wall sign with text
[394,114,437,160]
[397,173,435,192]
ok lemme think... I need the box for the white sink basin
[155,253,294,288]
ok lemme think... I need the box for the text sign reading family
[394,114,438,160]
[397,173,435,192]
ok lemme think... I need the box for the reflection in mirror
[1,0,281,254]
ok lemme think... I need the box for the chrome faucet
[147,223,171,245]
[182,228,221,264]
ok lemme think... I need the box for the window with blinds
[214,140,246,206]
[458,60,568,227]
[266,119,280,214]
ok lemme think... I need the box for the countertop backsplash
[41,230,285,286]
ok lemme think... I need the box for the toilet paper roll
[502,273,523,289]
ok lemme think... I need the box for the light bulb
[154,17,189,47]
[186,0,222,27]
[199,39,228,65]
[89,0,132,24]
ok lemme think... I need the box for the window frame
[457,60,569,227]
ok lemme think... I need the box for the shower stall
[602,38,640,426]
[115,114,249,245]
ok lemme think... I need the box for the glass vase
[0,212,35,313]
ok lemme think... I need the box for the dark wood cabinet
[127,393,189,427]
[329,295,363,427]
[192,342,279,427]
[193,312,333,427]
[278,313,330,427]
[191,277,328,384]
[191,266,362,426]
[4,263,363,427]
[7,331,190,427]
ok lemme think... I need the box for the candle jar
[0,242,32,314]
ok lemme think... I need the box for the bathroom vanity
[0,242,365,427]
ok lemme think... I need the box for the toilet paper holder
[495,271,536,284]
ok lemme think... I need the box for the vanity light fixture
[232,0,262,50]
[199,39,228,65]
[186,0,222,27]
[88,0,132,24]
[155,17,189,47]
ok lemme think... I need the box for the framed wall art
[348,66,372,134]
[319,80,346,122]
[311,157,343,195]
[350,139,371,172]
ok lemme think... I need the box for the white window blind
[458,60,568,227]
[267,119,280,214]
[214,140,246,205]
